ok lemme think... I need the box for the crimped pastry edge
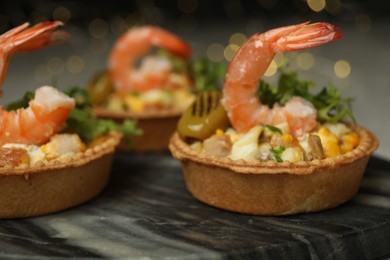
[169,125,379,175]
[0,132,122,176]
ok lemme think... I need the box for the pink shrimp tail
[271,22,342,52]
[0,21,68,91]
[222,21,342,134]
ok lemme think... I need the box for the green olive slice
[177,91,230,141]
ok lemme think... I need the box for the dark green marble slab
[0,153,389,259]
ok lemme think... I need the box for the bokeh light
[89,18,109,39]
[334,59,351,78]
[229,33,247,46]
[66,56,85,74]
[355,15,372,33]
[207,43,225,62]
[52,6,71,23]
[274,53,286,68]
[297,52,315,70]
[307,0,326,12]
[264,60,277,77]
[325,0,342,16]
[224,44,239,61]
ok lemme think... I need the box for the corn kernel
[317,127,341,158]
[341,132,359,153]
[124,95,145,112]
[282,134,293,144]
[215,129,224,136]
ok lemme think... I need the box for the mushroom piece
[203,134,232,157]
[308,134,325,160]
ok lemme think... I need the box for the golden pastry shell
[169,124,379,215]
[0,132,122,219]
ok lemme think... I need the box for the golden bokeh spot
[307,0,326,12]
[297,52,315,70]
[229,33,247,46]
[207,43,225,62]
[355,15,372,33]
[325,0,342,15]
[224,44,240,61]
[66,56,85,74]
[274,53,286,68]
[53,7,71,23]
[334,60,351,79]
[264,60,277,77]
[89,18,109,39]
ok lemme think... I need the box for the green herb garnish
[62,108,141,143]
[189,57,226,92]
[266,125,282,134]
[257,69,355,123]
[270,145,286,162]
[5,91,35,111]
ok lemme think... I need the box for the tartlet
[169,126,378,215]
[88,26,223,152]
[0,132,121,218]
[169,21,379,215]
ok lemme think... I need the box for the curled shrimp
[222,22,342,136]
[0,21,68,93]
[109,26,191,93]
[0,22,74,146]
[0,86,75,146]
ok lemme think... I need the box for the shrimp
[0,22,74,146]
[222,22,342,136]
[109,26,192,93]
[0,21,68,93]
[0,86,75,146]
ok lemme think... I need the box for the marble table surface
[0,152,389,259]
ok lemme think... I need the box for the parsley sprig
[257,69,355,123]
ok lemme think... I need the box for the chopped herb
[266,125,282,134]
[256,69,355,123]
[62,108,142,143]
[5,91,35,111]
[270,145,286,162]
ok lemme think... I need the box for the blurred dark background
[0,0,389,158]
